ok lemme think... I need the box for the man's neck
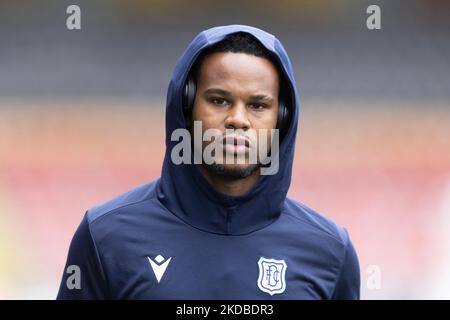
[199,166,261,196]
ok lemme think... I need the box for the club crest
[257,257,287,295]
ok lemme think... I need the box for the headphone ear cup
[276,100,290,140]
[183,76,196,115]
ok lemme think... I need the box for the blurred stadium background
[0,0,449,299]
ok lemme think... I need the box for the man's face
[191,52,280,179]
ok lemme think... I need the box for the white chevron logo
[148,255,172,283]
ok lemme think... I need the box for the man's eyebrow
[203,88,232,97]
[249,94,274,102]
[203,88,274,102]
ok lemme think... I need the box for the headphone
[182,75,291,139]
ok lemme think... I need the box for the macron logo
[148,255,172,283]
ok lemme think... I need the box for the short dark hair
[190,32,283,86]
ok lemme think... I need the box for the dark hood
[157,25,300,235]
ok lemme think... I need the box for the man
[57,25,360,299]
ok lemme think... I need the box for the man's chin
[205,163,259,180]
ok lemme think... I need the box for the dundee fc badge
[257,257,287,295]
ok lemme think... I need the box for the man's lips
[221,136,251,148]
[218,136,250,157]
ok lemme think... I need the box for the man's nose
[224,102,250,130]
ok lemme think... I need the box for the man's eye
[211,98,228,106]
[249,103,266,110]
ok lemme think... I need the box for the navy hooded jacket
[57,25,360,300]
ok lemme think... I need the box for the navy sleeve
[56,213,109,299]
[331,233,361,300]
